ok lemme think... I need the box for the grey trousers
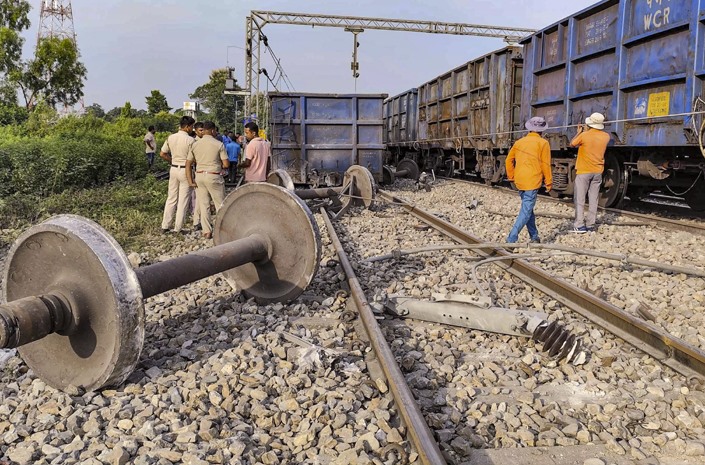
[574,173,602,228]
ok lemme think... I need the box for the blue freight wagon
[521,0,705,209]
[384,88,418,153]
[268,92,387,186]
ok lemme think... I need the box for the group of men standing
[505,112,610,243]
[155,116,270,239]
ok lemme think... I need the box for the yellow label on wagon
[647,92,670,117]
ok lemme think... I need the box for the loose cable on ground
[363,242,705,278]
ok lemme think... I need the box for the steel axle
[0,183,321,391]
[267,165,377,218]
[0,236,271,351]
[382,158,420,185]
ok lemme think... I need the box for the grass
[0,175,168,251]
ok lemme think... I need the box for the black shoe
[530,237,541,244]
[161,228,171,234]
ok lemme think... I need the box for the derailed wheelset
[0,184,321,392]
[267,165,377,219]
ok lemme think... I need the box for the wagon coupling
[0,183,321,391]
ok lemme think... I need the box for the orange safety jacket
[505,133,552,191]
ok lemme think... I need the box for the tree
[145,89,171,115]
[84,103,105,118]
[120,101,135,118]
[14,37,87,110]
[105,106,122,122]
[0,0,31,74]
[189,68,238,130]
[0,0,31,121]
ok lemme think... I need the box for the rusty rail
[379,190,705,381]
[446,177,705,236]
[319,207,448,465]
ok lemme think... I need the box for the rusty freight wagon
[268,92,387,186]
[521,0,705,209]
[384,46,523,184]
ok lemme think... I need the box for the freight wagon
[268,92,387,186]
[521,0,705,209]
[383,0,705,210]
[384,46,524,184]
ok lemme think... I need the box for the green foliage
[105,105,121,122]
[146,89,171,115]
[142,111,180,133]
[104,116,145,138]
[0,133,145,198]
[0,0,31,73]
[15,37,87,109]
[22,100,59,136]
[84,103,105,118]
[190,68,239,130]
[120,101,135,118]
[0,176,168,250]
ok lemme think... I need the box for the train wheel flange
[3,215,145,391]
[266,170,295,191]
[215,184,322,304]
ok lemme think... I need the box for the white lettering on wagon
[583,15,611,47]
[643,0,671,31]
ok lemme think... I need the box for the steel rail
[446,177,705,236]
[378,190,705,381]
[319,207,447,465]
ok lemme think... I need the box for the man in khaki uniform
[160,116,195,233]
[186,121,229,239]
[191,121,205,230]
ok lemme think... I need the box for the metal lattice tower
[38,0,77,44]
[37,0,83,111]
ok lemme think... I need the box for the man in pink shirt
[240,122,270,182]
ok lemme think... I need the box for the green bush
[0,135,146,197]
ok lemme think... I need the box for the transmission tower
[38,0,77,44]
[37,0,83,111]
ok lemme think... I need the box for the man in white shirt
[143,126,156,170]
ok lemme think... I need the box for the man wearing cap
[570,112,610,233]
[160,116,195,234]
[185,121,230,239]
[505,116,553,243]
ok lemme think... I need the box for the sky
[22,0,599,112]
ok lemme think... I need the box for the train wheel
[684,174,705,211]
[599,153,626,208]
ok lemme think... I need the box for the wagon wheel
[599,152,626,208]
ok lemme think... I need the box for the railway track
[442,177,705,237]
[2,179,705,465]
[321,182,705,464]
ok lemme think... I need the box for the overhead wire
[258,28,295,92]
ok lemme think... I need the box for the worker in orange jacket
[505,116,553,243]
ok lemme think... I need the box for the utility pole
[243,10,536,117]
[345,27,363,91]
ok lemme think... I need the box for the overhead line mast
[244,10,536,117]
